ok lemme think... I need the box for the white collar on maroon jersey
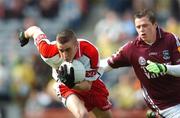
[156,26,163,39]
[153,26,164,43]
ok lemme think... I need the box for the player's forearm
[166,64,180,77]
[24,26,44,39]
[100,58,113,72]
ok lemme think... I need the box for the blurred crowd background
[1,0,180,118]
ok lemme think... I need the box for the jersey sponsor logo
[85,69,97,77]
[139,58,167,79]
[141,66,166,79]
[149,52,158,56]
[138,56,146,66]
[162,50,170,60]
[138,57,162,79]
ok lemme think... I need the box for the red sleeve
[80,41,99,69]
[35,34,59,58]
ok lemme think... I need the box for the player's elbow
[25,26,42,38]
[27,26,41,32]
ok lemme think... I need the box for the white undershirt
[166,64,180,77]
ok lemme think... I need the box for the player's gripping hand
[58,64,75,88]
[18,30,29,47]
[146,60,167,74]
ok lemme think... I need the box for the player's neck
[144,35,156,45]
[144,40,155,45]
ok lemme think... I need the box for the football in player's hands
[57,60,86,88]
[18,30,29,47]
[60,60,86,83]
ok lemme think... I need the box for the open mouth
[141,33,146,36]
[141,33,146,38]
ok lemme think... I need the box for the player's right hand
[58,64,75,88]
[146,60,167,74]
[18,30,29,47]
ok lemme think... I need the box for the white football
[60,60,86,83]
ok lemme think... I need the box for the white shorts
[159,104,180,118]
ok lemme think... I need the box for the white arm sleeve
[100,58,113,72]
[166,64,180,77]
[25,26,44,39]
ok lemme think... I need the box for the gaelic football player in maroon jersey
[101,9,180,118]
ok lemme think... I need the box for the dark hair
[56,29,77,44]
[134,9,156,24]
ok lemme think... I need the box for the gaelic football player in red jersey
[101,9,180,118]
[18,26,112,118]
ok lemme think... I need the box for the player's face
[135,16,157,43]
[57,40,78,62]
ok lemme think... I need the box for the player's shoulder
[51,40,57,45]
[122,40,136,49]
[164,31,176,40]
[158,27,178,42]
[77,38,99,55]
[78,38,96,48]
[78,38,92,44]
[163,31,180,45]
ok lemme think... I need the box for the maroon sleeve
[107,42,132,68]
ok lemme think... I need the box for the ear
[154,23,158,27]
[74,40,78,47]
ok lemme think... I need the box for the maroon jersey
[108,27,180,110]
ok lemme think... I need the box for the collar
[156,26,164,40]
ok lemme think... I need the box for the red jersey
[108,27,180,110]
[33,34,101,82]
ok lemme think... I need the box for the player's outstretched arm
[24,26,44,39]
[18,26,44,47]
[166,64,180,77]
[100,58,113,73]
[146,60,180,77]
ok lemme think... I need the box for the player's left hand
[18,30,29,47]
[146,60,167,74]
[58,64,75,88]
